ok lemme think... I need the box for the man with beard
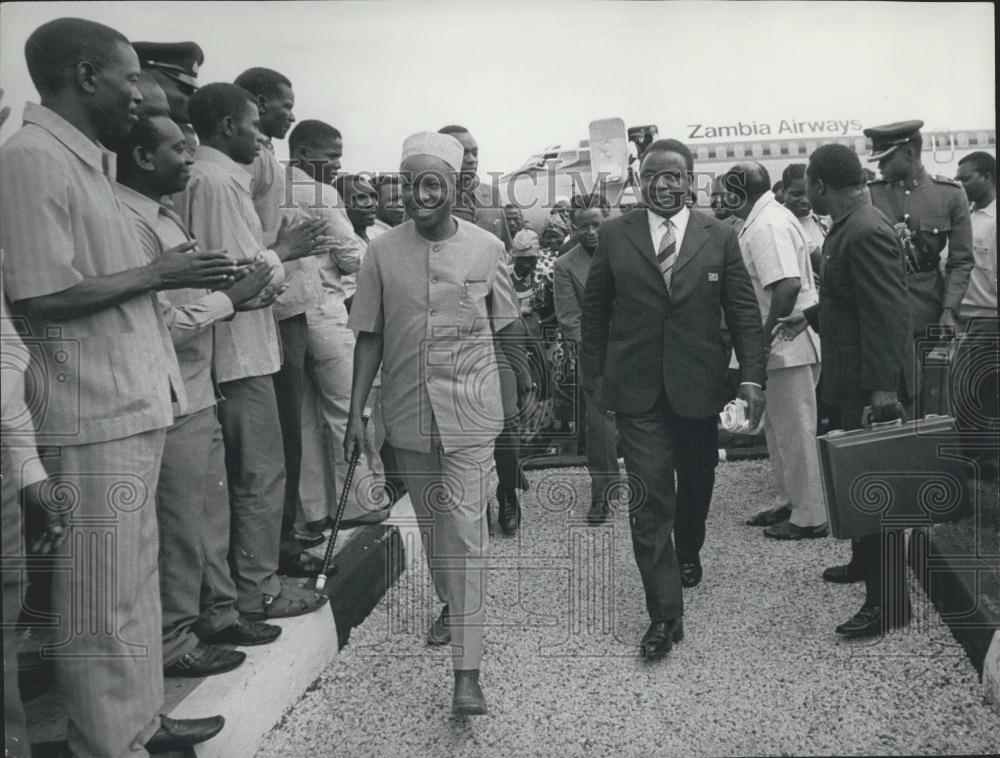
[581,138,765,659]
[1,19,235,754]
[345,131,529,714]
[553,194,619,523]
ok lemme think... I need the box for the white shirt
[646,205,690,253]
[961,198,997,317]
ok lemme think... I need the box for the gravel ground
[257,460,1000,757]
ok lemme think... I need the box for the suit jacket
[581,208,766,417]
[552,242,592,344]
[803,202,913,406]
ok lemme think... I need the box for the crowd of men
[1,16,996,758]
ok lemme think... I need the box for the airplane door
[588,118,629,187]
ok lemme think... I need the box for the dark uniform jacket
[581,207,766,417]
[868,167,973,334]
[804,201,914,407]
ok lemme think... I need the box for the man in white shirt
[954,151,998,477]
[726,162,828,539]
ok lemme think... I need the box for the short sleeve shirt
[738,192,820,369]
[0,103,183,445]
[173,145,282,383]
[348,218,519,453]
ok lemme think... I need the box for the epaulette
[931,175,962,187]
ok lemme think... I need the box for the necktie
[656,219,677,291]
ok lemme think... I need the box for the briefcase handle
[861,403,909,429]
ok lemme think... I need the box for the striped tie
[656,219,677,291]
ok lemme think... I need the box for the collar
[646,205,690,235]
[896,165,928,189]
[740,191,775,234]
[22,102,115,177]
[116,183,166,226]
[195,145,254,190]
[972,198,996,217]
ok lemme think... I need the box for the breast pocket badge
[707,272,720,282]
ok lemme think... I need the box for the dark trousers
[614,390,691,622]
[837,401,912,624]
[673,413,719,564]
[955,315,1000,466]
[274,314,308,534]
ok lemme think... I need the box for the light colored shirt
[286,166,364,309]
[0,103,183,445]
[174,145,282,383]
[348,219,520,453]
[1,286,48,489]
[248,146,322,321]
[369,218,393,240]
[961,198,997,317]
[737,191,820,370]
[118,184,235,416]
[647,205,691,253]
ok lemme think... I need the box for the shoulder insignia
[931,174,962,187]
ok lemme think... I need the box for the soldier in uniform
[865,120,974,414]
[132,41,204,154]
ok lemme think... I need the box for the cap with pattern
[863,119,924,162]
[400,131,464,171]
[132,41,204,89]
[511,229,541,258]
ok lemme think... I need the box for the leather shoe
[145,715,225,753]
[201,616,282,646]
[294,530,325,548]
[763,521,829,540]
[497,485,521,535]
[835,603,912,638]
[746,505,791,526]
[680,561,702,588]
[164,643,245,678]
[586,499,610,525]
[427,605,450,646]
[452,669,487,715]
[639,619,684,660]
[822,563,864,584]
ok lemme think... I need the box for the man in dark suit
[775,144,914,637]
[553,194,620,522]
[581,139,766,659]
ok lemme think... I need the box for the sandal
[259,590,327,619]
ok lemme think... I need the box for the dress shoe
[427,605,450,646]
[294,530,325,548]
[339,508,392,528]
[145,715,225,753]
[680,561,702,588]
[822,563,864,584]
[201,616,282,646]
[497,485,521,535]
[452,669,488,715]
[746,505,791,526]
[164,642,245,678]
[763,521,829,540]
[835,603,912,638]
[639,619,684,660]
[305,516,334,534]
[586,499,610,525]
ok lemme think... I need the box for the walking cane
[316,411,369,590]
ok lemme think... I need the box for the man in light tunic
[345,131,528,716]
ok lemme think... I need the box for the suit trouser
[49,429,167,758]
[672,411,719,565]
[763,364,827,528]
[582,386,619,503]
[614,392,685,622]
[493,345,524,492]
[218,375,285,614]
[837,402,913,627]
[395,434,493,670]
[298,316,386,524]
[2,454,29,758]
[157,407,240,665]
[274,314,308,534]
[955,315,1000,460]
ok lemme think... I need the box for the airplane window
[806,140,817,153]
[697,146,709,160]
[752,143,763,157]
[854,137,866,152]
[975,131,988,146]
[956,132,969,148]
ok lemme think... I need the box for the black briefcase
[816,414,972,539]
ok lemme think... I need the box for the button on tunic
[348,219,519,453]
